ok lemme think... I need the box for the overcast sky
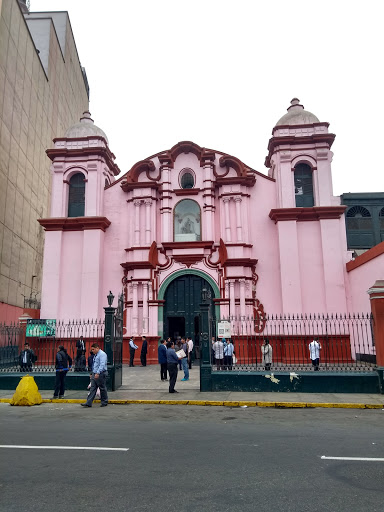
[31,0,383,196]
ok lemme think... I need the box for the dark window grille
[380,207,384,229]
[181,172,194,189]
[68,173,85,217]
[346,206,372,231]
[346,206,371,218]
[294,164,314,207]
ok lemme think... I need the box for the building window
[346,206,372,228]
[174,199,201,242]
[294,164,314,207]
[379,208,384,240]
[180,169,195,188]
[68,173,85,217]
[346,206,374,249]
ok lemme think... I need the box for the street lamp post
[200,288,212,391]
[104,291,116,389]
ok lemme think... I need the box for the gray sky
[31,0,383,195]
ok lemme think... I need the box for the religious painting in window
[68,172,85,217]
[294,164,314,207]
[174,199,201,242]
[179,168,195,189]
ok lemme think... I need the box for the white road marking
[321,456,384,461]
[0,445,129,452]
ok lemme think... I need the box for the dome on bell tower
[64,111,108,143]
[276,98,320,126]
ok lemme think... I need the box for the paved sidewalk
[0,364,383,408]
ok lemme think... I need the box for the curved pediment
[118,141,268,191]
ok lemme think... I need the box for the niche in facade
[174,199,201,242]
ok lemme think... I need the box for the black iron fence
[210,313,375,372]
[0,320,105,372]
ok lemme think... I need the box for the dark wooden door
[163,275,214,351]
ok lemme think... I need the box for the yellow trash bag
[10,375,43,406]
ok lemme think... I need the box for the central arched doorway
[163,274,215,359]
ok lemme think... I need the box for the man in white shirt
[309,338,321,371]
[129,338,138,367]
[212,338,224,370]
[187,337,194,369]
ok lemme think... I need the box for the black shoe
[80,403,92,407]
[52,396,59,399]
[100,403,108,407]
[59,396,64,399]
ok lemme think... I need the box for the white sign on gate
[217,321,231,338]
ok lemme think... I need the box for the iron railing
[0,320,105,372]
[210,313,375,372]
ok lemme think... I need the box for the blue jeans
[181,358,189,379]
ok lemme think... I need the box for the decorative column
[142,282,149,334]
[234,196,243,242]
[223,197,231,243]
[144,200,152,245]
[202,152,215,240]
[368,280,384,393]
[229,280,236,317]
[159,155,172,242]
[132,282,139,335]
[133,200,141,246]
[229,280,236,335]
[239,279,246,334]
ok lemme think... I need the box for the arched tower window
[68,173,85,217]
[174,199,201,242]
[294,163,314,207]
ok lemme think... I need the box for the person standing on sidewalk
[261,338,273,371]
[224,339,235,369]
[19,342,36,372]
[166,341,179,393]
[53,345,72,399]
[180,338,189,381]
[212,337,224,370]
[187,337,194,369]
[309,337,321,371]
[140,336,148,366]
[158,339,168,381]
[129,337,138,367]
[81,343,108,407]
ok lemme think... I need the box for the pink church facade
[38,100,384,343]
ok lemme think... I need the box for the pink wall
[348,253,384,312]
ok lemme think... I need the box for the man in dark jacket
[19,343,36,372]
[53,345,72,399]
[158,339,167,381]
[140,336,148,366]
[166,341,179,393]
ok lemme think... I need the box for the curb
[1,398,383,409]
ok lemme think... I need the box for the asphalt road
[0,403,383,512]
